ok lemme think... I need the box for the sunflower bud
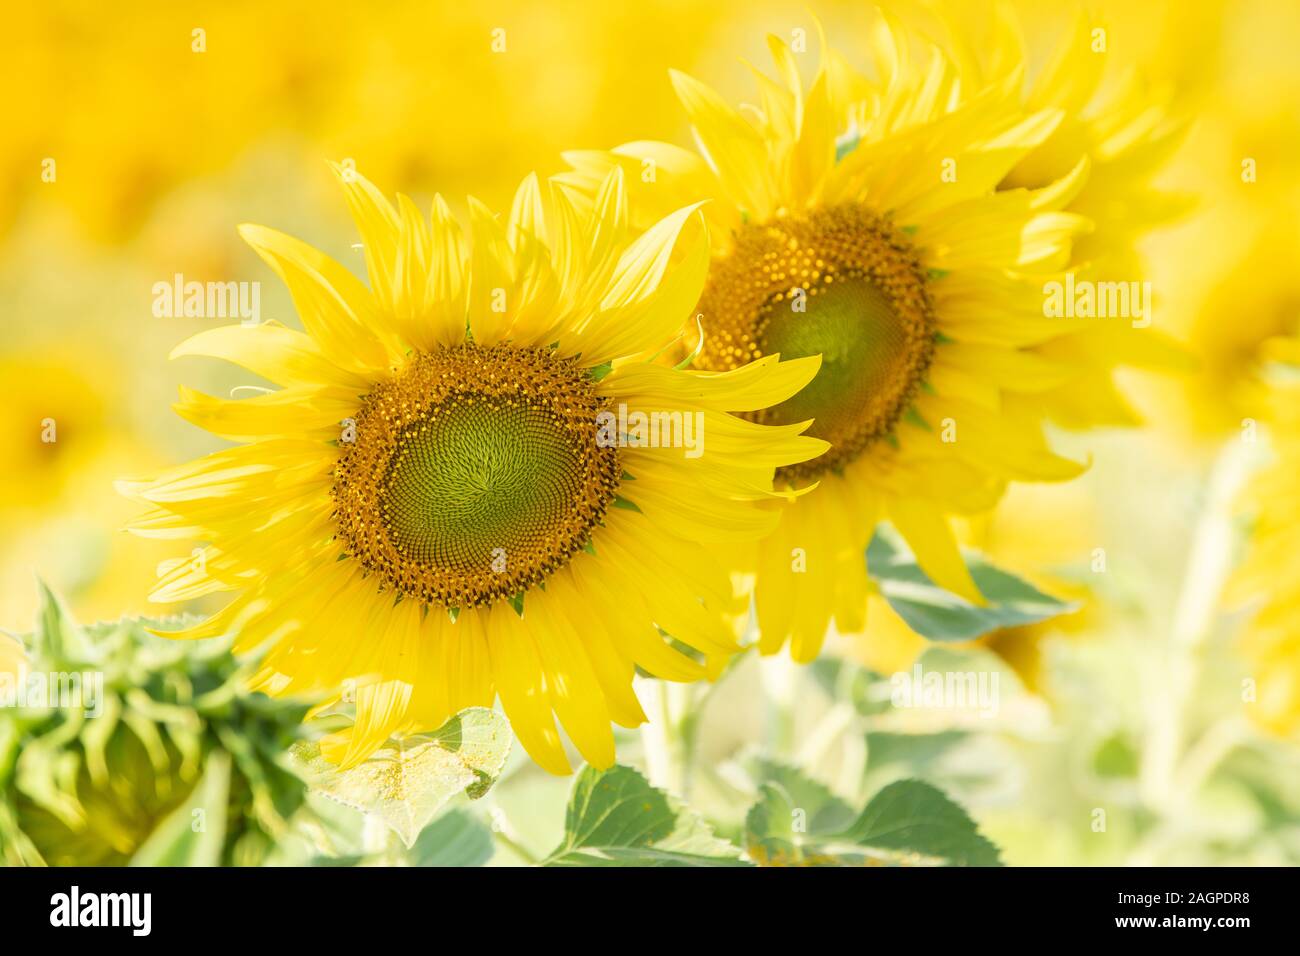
[0,584,310,866]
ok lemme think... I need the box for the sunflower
[921,3,1190,429]
[557,8,1182,660]
[1230,344,1300,738]
[0,354,106,525]
[120,166,825,773]
[1137,0,1300,442]
[0,351,179,631]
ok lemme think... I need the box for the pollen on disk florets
[332,343,621,610]
[692,203,936,485]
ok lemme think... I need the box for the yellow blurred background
[3,0,1299,866]
[1,0,879,627]
[4,0,1290,630]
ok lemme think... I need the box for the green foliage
[1,589,1014,869]
[866,531,1075,641]
[537,761,1001,868]
[811,650,1032,810]
[543,765,748,866]
[841,780,1002,865]
[0,584,310,866]
[129,751,230,866]
[744,763,1001,866]
[408,808,493,867]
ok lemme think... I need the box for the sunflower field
[2,0,1299,888]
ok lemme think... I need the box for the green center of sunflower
[692,204,935,484]
[333,344,621,610]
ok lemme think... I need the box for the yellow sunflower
[1230,343,1300,738]
[558,8,1182,660]
[1137,0,1300,442]
[120,166,826,773]
[922,3,1190,429]
[0,351,179,630]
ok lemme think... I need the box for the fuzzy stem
[1140,440,1251,812]
[640,679,681,795]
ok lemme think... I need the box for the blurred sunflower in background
[1230,344,1300,738]
[559,3,1185,662]
[120,166,825,774]
[0,355,106,524]
[0,349,180,629]
[1136,0,1300,443]
[1119,0,1300,738]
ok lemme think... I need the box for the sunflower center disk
[333,344,621,609]
[693,204,936,484]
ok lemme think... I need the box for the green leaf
[844,779,1002,866]
[746,784,840,866]
[408,808,494,866]
[866,531,1076,641]
[31,580,86,664]
[748,757,857,834]
[543,765,748,866]
[128,751,230,866]
[743,760,860,865]
[744,768,1001,866]
[289,707,512,849]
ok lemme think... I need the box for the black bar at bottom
[0,865,1282,941]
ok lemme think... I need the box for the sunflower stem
[1139,440,1251,814]
[640,680,677,794]
[639,679,696,797]
[759,651,799,756]
[671,682,702,798]
[492,826,540,866]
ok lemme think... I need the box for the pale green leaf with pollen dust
[289,707,511,848]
